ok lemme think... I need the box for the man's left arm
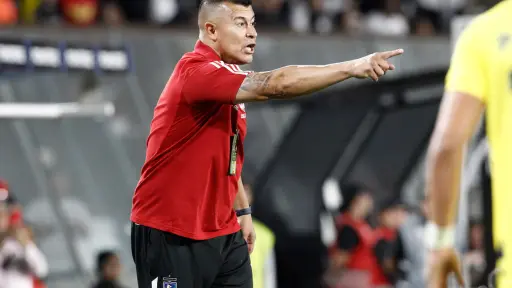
[236,178,256,254]
[426,93,484,230]
[426,20,486,238]
[424,20,486,287]
[235,178,251,210]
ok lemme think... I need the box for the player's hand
[239,214,256,254]
[350,49,404,81]
[426,247,465,288]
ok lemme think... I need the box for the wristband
[425,222,455,250]
[236,207,252,217]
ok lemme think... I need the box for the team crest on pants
[163,277,177,288]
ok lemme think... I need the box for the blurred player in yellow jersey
[424,1,512,287]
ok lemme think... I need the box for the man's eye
[251,22,256,27]
[237,22,245,27]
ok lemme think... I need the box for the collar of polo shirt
[195,40,221,61]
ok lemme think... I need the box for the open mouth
[244,44,256,53]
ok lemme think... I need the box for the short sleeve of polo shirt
[182,61,250,104]
[445,19,488,104]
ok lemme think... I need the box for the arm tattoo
[240,71,283,97]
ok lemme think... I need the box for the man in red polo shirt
[130,1,404,287]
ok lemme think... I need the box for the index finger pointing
[381,49,404,59]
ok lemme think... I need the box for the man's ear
[205,22,218,41]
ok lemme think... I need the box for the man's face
[354,193,373,217]
[381,207,407,228]
[215,3,257,64]
[380,210,393,227]
[470,224,484,249]
[104,255,121,280]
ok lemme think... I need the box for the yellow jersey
[445,1,512,286]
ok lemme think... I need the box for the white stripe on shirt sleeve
[209,61,251,75]
[210,61,221,68]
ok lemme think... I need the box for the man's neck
[198,34,221,57]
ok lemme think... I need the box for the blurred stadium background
[0,0,497,287]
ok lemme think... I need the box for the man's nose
[246,27,257,39]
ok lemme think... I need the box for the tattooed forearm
[239,71,285,98]
[240,72,272,91]
[235,62,354,102]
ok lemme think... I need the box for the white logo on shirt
[233,104,246,119]
[209,61,251,75]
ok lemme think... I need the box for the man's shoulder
[456,18,485,49]
[180,53,249,77]
[452,10,509,71]
[179,51,217,72]
[177,52,208,74]
[460,9,502,46]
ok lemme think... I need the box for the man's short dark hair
[199,0,252,9]
[339,182,372,212]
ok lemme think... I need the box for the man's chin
[235,55,253,65]
[223,55,253,65]
[239,55,254,65]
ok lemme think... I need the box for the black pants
[131,223,253,288]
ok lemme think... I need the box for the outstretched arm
[234,49,404,103]
[425,18,486,238]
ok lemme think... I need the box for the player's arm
[234,49,404,103]
[234,177,250,210]
[236,178,256,253]
[426,93,484,227]
[183,49,403,104]
[425,22,486,245]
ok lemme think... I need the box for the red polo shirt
[130,41,250,240]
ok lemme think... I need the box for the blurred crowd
[0,179,126,288]
[0,173,278,288]
[0,0,500,35]
[0,179,48,288]
[0,172,488,288]
[323,183,486,288]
